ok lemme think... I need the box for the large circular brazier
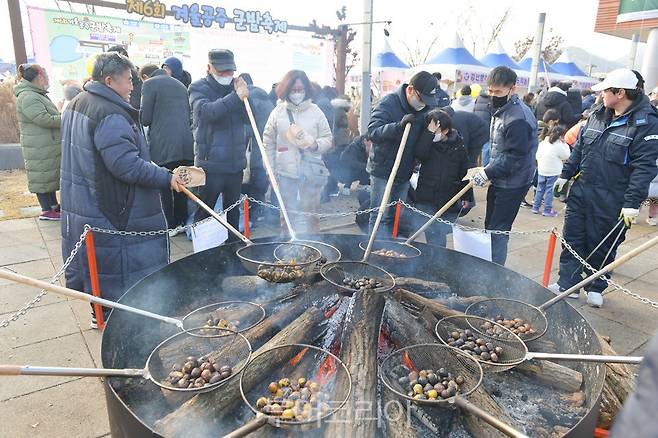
[101,234,605,437]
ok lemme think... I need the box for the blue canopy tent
[479,40,521,70]
[373,39,409,70]
[372,39,410,95]
[550,51,597,89]
[414,33,489,91]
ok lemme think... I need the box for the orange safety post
[85,231,105,330]
[243,197,250,239]
[542,230,558,287]
[392,201,402,239]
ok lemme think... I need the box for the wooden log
[596,334,637,429]
[514,360,583,392]
[394,277,452,294]
[324,291,385,438]
[383,298,523,438]
[154,306,327,437]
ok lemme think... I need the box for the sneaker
[531,208,540,214]
[90,314,98,330]
[520,199,533,209]
[168,228,182,237]
[587,291,603,308]
[39,210,60,221]
[547,283,579,299]
[647,217,658,226]
[543,209,559,217]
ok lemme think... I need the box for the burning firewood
[323,291,385,438]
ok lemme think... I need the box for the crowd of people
[11,44,658,328]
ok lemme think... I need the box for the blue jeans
[368,176,410,238]
[481,141,491,166]
[532,175,557,213]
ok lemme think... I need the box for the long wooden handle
[406,181,474,244]
[243,98,296,239]
[181,186,251,245]
[363,123,412,261]
[453,397,529,438]
[0,365,146,377]
[540,234,658,310]
[0,269,183,328]
[222,415,268,438]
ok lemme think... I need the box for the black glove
[400,113,415,127]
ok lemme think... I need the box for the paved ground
[1,187,657,437]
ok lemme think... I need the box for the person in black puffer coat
[473,89,494,165]
[367,71,437,237]
[441,106,489,167]
[535,82,580,128]
[189,49,250,235]
[414,109,474,246]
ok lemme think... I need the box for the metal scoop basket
[236,242,322,283]
[225,343,351,437]
[435,315,529,373]
[0,327,252,395]
[465,298,549,342]
[274,240,341,276]
[320,260,396,294]
[358,239,421,265]
[181,301,266,334]
[380,343,528,437]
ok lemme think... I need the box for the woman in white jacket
[263,70,333,234]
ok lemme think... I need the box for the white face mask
[213,74,233,86]
[289,92,305,105]
[409,92,426,111]
[433,132,444,142]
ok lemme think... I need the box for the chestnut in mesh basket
[380,344,528,438]
[224,344,351,437]
[0,327,251,394]
[435,315,643,372]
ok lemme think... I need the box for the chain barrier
[552,229,658,308]
[0,226,91,328]
[3,193,656,327]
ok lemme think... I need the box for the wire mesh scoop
[320,124,416,293]
[0,327,251,394]
[0,269,265,333]
[466,234,658,341]
[223,343,351,437]
[380,344,528,438]
[435,315,643,374]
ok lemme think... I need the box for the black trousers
[244,166,268,219]
[161,160,193,228]
[557,182,626,294]
[194,170,243,241]
[36,192,58,211]
[484,184,529,266]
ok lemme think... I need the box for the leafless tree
[513,30,565,64]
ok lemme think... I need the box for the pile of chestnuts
[255,377,330,421]
[164,356,232,389]
[445,328,504,363]
[372,248,408,258]
[203,314,239,331]
[398,367,465,400]
[342,276,382,291]
[484,315,536,338]
[257,262,304,283]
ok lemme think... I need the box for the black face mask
[491,95,509,109]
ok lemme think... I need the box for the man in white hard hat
[550,69,658,307]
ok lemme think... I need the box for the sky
[0,0,643,68]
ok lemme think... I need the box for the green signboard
[618,0,658,22]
